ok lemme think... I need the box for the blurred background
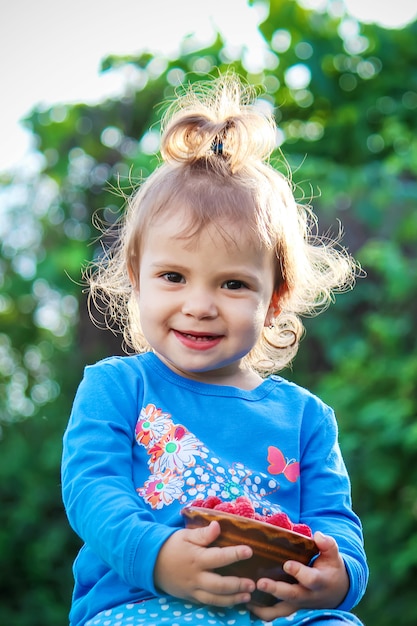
[1,0,416,624]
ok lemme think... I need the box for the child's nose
[182,290,218,319]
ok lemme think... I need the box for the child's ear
[264,291,281,327]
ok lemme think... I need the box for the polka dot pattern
[85,598,364,626]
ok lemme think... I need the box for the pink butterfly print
[267,446,300,482]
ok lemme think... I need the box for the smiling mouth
[173,330,223,349]
[181,332,220,341]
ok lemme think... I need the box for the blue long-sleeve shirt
[62,352,368,626]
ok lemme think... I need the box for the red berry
[292,523,313,537]
[214,501,236,514]
[266,512,293,530]
[234,496,256,519]
[189,499,205,507]
[201,496,222,509]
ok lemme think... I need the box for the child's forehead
[148,207,261,251]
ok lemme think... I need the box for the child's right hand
[154,520,255,606]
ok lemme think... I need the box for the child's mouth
[174,330,223,350]
[182,332,218,341]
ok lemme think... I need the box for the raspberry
[201,496,222,509]
[267,512,293,530]
[234,496,256,518]
[292,523,313,537]
[253,512,264,521]
[214,501,236,514]
[189,499,205,507]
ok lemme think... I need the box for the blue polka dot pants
[85,596,364,626]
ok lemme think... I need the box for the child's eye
[162,272,185,283]
[222,280,247,290]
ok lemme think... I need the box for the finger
[255,558,334,609]
[196,588,254,607]
[255,573,317,608]
[256,576,301,601]
[202,570,256,596]
[188,522,253,568]
[313,531,339,560]
[205,541,253,570]
[248,599,296,620]
[187,520,222,547]
[193,571,255,607]
[283,560,320,590]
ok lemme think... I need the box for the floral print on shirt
[135,403,297,512]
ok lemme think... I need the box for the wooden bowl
[181,506,319,607]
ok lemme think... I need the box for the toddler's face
[133,211,277,387]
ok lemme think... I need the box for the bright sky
[1,0,416,174]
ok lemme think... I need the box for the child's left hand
[247,531,349,620]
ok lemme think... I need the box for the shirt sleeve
[61,359,176,595]
[299,397,369,609]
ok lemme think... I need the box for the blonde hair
[87,73,358,374]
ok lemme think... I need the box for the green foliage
[0,417,81,626]
[287,162,417,625]
[1,1,417,623]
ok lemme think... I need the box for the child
[62,74,368,626]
